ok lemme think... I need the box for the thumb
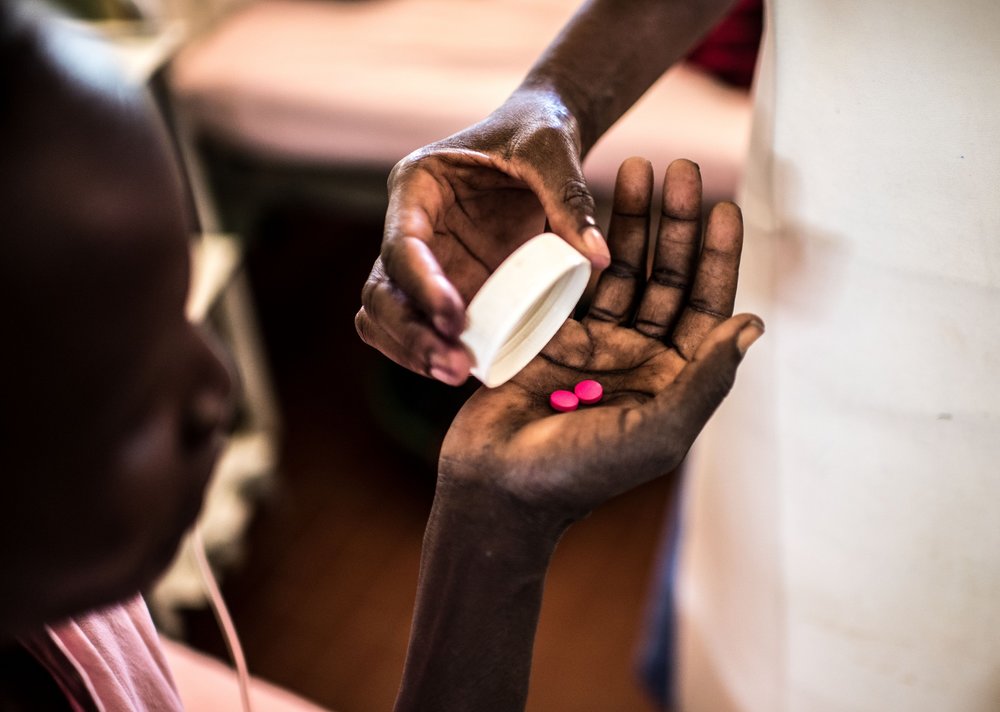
[649,313,765,449]
[567,312,763,507]
[530,155,610,270]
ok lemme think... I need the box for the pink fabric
[160,638,329,712]
[21,596,183,712]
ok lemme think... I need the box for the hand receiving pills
[440,157,762,519]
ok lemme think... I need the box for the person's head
[0,2,234,640]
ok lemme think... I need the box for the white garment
[676,2,1000,711]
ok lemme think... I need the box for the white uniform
[675,1,1000,710]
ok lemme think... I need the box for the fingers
[670,200,744,360]
[355,302,472,385]
[634,159,703,340]
[359,256,472,385]
[383,168,467,338]
[585,158,653,326]
[634,313,763,465]
[524,138,611,270]
[367,165,474,384]
[507,314,763,511]
[380,237,467,339]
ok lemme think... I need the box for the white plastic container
[460,233,591,388]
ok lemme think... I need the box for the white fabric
[676,1,1000,711]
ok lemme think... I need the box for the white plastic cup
[460,233,591,388]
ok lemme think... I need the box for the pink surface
[160,637,329,712]
[21,596,183,711]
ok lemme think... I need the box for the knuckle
[687,298,730,321]
[387,160,405,190]
[388,147,428,187]
[354,309,374,345]
[362,256,390,291]
[359,274,382,310]
[380,238,402,273]
[633,319,667,338]
[649,266,689,291]
[363,278,401,324]
[605,258,643,280]
[561,178,596,213]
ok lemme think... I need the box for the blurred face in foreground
[0,2,234,640]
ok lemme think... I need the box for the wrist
[498,84,586,156]
[431,474,572,559]
[513,75,600,156]
[396,476,567,711]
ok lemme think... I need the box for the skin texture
[0,2,235,644]
[395,158,762,711]
[356,0,739,385]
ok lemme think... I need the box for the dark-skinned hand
[355,89,611,386]
[439,157,763,521]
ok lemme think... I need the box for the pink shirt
[20,596,182,711]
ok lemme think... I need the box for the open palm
[440,158,762,519]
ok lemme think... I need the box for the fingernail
[433,314,457,337]
[582,226,610,268]
[737,320,765,355]
[430,366,463,386]
[430,349,468,385]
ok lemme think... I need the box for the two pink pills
[549,379,603,412]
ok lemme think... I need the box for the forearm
[518,0,739,154]
[394,477,570,712]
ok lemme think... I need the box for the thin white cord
[191,526,253,712]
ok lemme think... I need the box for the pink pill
[574,379,603,405]
[549,389,579,412]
